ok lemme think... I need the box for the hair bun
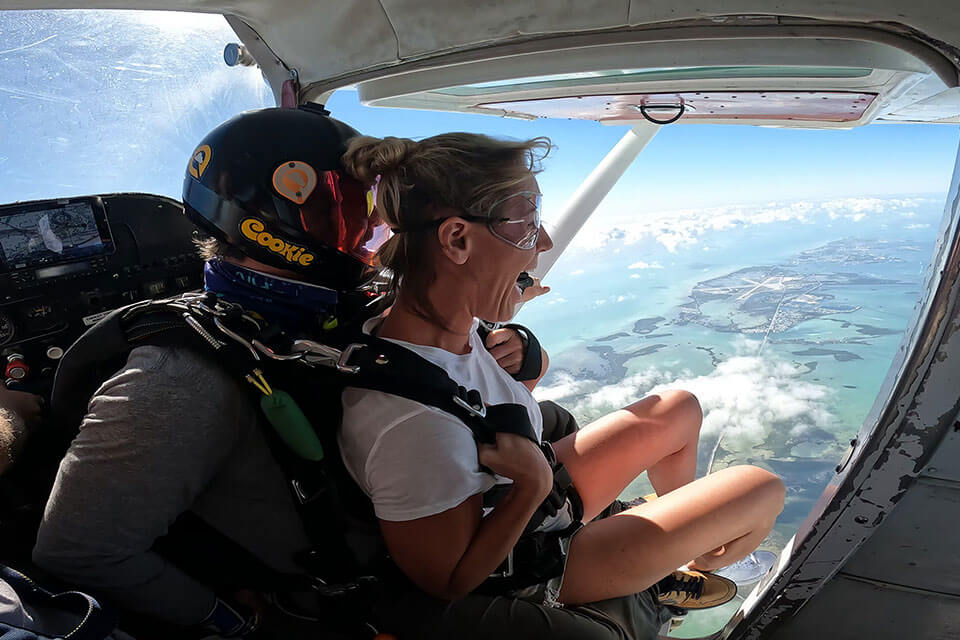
[343,136,418,184]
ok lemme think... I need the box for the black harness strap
[475,322,543,382]
[340,335,540,445]
[50,295,581,602]
[504,323,543,382]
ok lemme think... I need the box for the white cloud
[628,260,663,270]
[536,351,837,450]
[906,223,930,230]
[630,273,642,279]
[569,196,936,253]
[569,269,585,276]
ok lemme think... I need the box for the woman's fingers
[484,328,514,349]
[521,279,550,302]
[499,357,522,375]
[477,433,552,489]
[485,328,524,369]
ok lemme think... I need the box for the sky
[325,90,960,219]
[0,9,958,220]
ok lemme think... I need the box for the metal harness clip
[452,393,487,418]
[336,343,364,374]
[489,549,515,578]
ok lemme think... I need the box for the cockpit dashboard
[0,193,205,396]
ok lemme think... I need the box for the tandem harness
[49,292,584,603]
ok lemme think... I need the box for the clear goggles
[392,191,543,250]
[477,191,543,250]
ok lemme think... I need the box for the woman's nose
[537,226,554,253]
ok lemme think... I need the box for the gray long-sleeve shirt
[33,345,312,626]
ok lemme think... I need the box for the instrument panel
[0,193,205,395]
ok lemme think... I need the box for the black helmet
[182,105,388,291]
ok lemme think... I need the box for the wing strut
[533,121,659,279]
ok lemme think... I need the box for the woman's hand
[485,328,525,375]
[521,277,550,303]
[478,432,553,497]
[486,327,549,391]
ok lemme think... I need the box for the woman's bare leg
[558,465,785,604]
[552,390,702,521]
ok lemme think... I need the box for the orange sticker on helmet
[272,161,317,205]
[189,144,212,179]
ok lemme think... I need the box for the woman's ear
[437,216,471,265]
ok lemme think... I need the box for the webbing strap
[341,335,539,445]
[51,296,569,600]
[504,323,543,382]
[49,302,363,591]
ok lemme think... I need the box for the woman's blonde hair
[342,132,551,318]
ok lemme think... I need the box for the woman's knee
[727,465,786,516]
[626,389,702,436]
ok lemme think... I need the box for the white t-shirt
[339,315,570,529]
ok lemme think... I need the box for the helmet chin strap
[203,259,338,330]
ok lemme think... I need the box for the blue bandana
[203,259,338,330]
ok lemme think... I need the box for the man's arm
[33,347,253,626]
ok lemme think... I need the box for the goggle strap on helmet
[183,177,251,239]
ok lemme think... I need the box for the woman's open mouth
[516,271,535,292]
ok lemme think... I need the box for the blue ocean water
[516,194,947,636]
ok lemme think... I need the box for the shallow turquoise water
[516,195,946,636]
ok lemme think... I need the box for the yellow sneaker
[618,492,658,509]
[656,570,737,610]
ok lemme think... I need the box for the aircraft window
[0,9,272,203]
[513,124,959,635]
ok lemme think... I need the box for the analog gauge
[0,314,13,346]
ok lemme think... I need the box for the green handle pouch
[259,390,325,461]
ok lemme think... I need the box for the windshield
[0,10,273,203]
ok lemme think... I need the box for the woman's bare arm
[379,433,552,600]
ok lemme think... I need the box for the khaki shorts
[373,583,670,640]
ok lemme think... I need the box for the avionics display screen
[0,198,113,271]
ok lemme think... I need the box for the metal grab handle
[638,103,686,125]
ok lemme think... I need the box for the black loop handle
[638,103,686,125]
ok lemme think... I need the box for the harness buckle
[291,339,345,367]
[336,343,365,374]
[489,549,514,579]
[452,394,487,418]
[291,478,325,504]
